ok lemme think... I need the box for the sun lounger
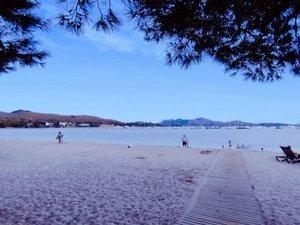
[276,146,300,164]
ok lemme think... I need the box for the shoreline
[0,138,217,150]
[0,138,283,153]
[1,127,299,151]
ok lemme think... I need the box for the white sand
[242,151,300,225]
[1,140,299,225]
[0,140,216,225]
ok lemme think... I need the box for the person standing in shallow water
[182,135,189,147]
[56,131,63,144]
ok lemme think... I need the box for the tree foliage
[0,0,299,81]
[0,1,48,73]
[127,0,300,81]
[57,0,122,34]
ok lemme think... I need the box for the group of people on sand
[55,132,249,150]
[181,136,248,149]
[222,140,245,149]
[57,132,190,147]
[53,132,265,152]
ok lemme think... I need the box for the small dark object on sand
[136,156,145,160]
[199,150,211,155]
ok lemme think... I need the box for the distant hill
[0,110,294,128]
[160,117,291,127]
[0,110,123,127]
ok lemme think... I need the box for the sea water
[0,127,299,152]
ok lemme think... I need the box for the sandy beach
[243,151,300,225]
[0,140,299,225]
[1,1,298,224]
[0,140,216,225]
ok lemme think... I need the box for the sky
[0,1,300,124]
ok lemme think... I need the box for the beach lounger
[276,146,300,164]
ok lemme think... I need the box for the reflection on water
[0,127,299,151]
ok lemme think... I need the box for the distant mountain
[160,117,290,127]
[160,119,190,127]
[0,110,294,128]
[0,110,123,127]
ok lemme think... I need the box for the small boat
[236,126,249,129]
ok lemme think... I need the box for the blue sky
[0,2,299,123]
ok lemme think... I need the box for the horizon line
[1,109,299,125]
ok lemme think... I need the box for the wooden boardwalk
[178,151,265,225]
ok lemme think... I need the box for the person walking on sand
[182,135,188,147]
[56,131,63,144]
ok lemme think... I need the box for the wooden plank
[188,206,264,223]
[181,212,257,225]
[199,184,254,197]
[181,213,239,225]
[177,151,265,225]
[194,198,261,212]
[184,210,263,225]
[180,215,223,225]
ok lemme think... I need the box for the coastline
[1,127,300,151]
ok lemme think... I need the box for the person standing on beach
[56,131,63,144]
[182,135,188,147]
[228,140,232,148]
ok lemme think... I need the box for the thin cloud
[39,1,165,59]
[84,29,135,52]
[83,26,165,59]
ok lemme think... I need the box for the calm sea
[1,127,300,152]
